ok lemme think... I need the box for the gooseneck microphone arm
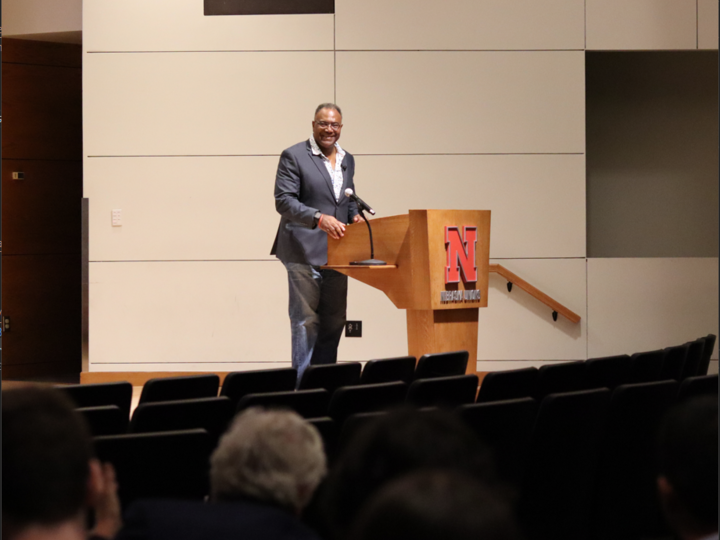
[345,188,385,266]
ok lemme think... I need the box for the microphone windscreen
[344,188,354,197]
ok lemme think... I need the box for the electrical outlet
[345,321,362,337]
[111,209,122,227]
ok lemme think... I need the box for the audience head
[656,395,718,540]
[210,407,327,513]
[322,408,500,538]
[350,470,522,540]
[3,386,98,540]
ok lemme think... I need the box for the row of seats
[89,375,717,537]
[478,333,716,403]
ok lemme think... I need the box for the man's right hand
[318,214,346,240]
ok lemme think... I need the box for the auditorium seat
[592,381,678,539]
[698,334,717,376]
[129,397,234,448]
[327,382,407,423]
[306,416,338,462]
[406,375,478,408]
[626,350,665,383]
[680,339,705,380]
[220,368,297,409]
[534,361,586,399]
[584,355,630,390]
[659,344,688,381]
[59,381,133,420]
[94,429,212,511]
[139,374,220,405]
[476,367,538,403]
[678,374,719,401]
[414,350,469,380]
[298,363,362,394]
[77,405,128,436]
[236,389,330,419]
[519,389,610,540]
[360,356,416,385]
[337,411,387,455]
[457,397,538,487]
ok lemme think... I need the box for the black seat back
[59,381,133,420]
[678,374,719,401]
[360,356,416,385]
[306,416,338,463]
[298,363,362,394]
[236,389,330,419]
[220,368,297,409]
[627,350,665,383]
[94,429,212,511]
[406,375,478,408]
[129,397,234,448]
[519,389,610,540]
[660,345,688,381]
[414,350,468,380]
[592,381,678,539]
[584,355,630,390]
[476,367,538,403]
[327,382,407,423]
[139,374,219,404]
[77,405,128,436]
[535,361,586,399]
[698,334,717,376]
[457,398,538,487]
[681,339,706,380]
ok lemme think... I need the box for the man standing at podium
[271,103,362,383]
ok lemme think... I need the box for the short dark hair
[315,103,342,117]
[321,408,499,538]
[351,471,521,540]
[657,395,718,527]
[2,387,94,531]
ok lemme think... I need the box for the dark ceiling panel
[205,0,334,15]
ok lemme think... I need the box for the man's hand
[352,214,363,224]
[88,461,122,539]
[318,214,346,240]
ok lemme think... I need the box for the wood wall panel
[2,159,82,255]
[2,37,81,67]
[2,61,82,160]
[2,255,81,371]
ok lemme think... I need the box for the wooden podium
[326,210,491,375]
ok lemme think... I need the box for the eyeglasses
[315,121,342,130]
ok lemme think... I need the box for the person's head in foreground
[656,395,718,540]
[210,407,327,515]
[350,470,522,540]
[321,408,502,539]
[2,386,120,540]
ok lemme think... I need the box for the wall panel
[587,258,719,359]
[89,261,291,368]
[83,52,334,156]
[355,154,586,258]
[586,0,697,50]
[85,157,279,261]
[336,51,585,154]
[477,258,587,361]
[84,0,333,52]
[698,0,720,49]
[335,0,584,51]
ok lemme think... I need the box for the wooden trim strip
[489,264,581,324]
[81,371,233,386]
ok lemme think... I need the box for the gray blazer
[271,140,358,266]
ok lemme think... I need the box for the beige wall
[84,0,719,373]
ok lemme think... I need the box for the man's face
[312,108,343,152]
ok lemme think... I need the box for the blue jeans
[284,262,348,384]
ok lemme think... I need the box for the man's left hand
[352,214,363,223]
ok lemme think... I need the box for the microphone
[344,188,376,216]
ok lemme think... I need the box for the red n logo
[445,226,478,284]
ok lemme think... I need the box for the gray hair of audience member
[210,407,327,512]
[350,470,522,540]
